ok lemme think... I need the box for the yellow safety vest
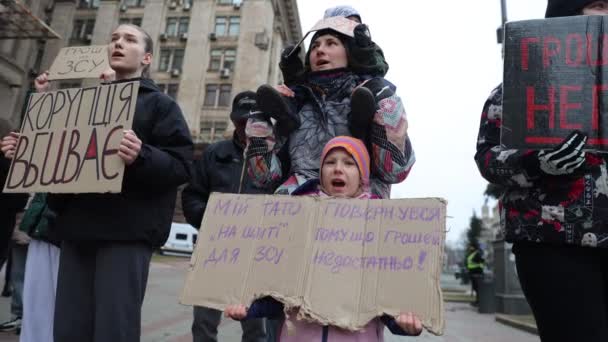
[467,250,483,271]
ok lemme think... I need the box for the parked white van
[160,222,198,254]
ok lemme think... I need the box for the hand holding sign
[119,130,142,165]
[1,132,20,159]
[538,130,587,175]
[395,312,423,336]
[100,68,116,83]
[34,71,50,92]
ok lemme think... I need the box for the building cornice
[284,0,302,42]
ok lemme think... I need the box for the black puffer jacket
[49,78,193,246]
[182,134,288,228]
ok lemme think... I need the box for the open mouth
[316,60,330,67]
[331,179,346,188]
[112,51,125,58]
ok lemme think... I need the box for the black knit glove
[279,45,304,86]
[538,131,587,175]
[354,24,372,48]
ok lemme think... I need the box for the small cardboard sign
[180,193,446,336]
[502,16,608,151]
[48,45,110,80]
[3,81,139,193]
[290,17,358,58]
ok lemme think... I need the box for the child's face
[582,1,608,15]
[321,148,362,198]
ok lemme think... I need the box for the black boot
[256,84,300,137]
[349,86,376,142]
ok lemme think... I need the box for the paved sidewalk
[0,256,541,341]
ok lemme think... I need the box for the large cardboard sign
[48,45,110,80]
[502,16,608,150]
[3,81,139,193]
[181,193,446,335]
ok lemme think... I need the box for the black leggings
[513,241,608,342]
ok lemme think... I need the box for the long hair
[115,24,154,78]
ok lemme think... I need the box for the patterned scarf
[306,68,356,100]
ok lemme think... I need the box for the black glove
[361,78,394,103]
[354,24,372,48]
[538,130,587,175]
[279,45,304,86]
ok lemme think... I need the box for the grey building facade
[1,0,302,143]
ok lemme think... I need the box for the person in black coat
[182,91,288,342]
[1,24,194,342]
[0,121,29,301]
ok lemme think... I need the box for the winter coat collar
[214,135,244,162]
[110,77,160,93]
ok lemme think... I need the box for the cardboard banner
[502,16,608,151]
[181,193,446,335]
[48,45,110,80]
[3,81,139,193]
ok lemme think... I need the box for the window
[178,18,189,35]
[208,48,236,71]
[204,84,232,107]
[228,17,240,36]
[71,19,95,41]
[214,16,239,37]
[218,84,232,106]
[200,120,228,143]
[223,49,236,70]
[119,17,142,26]
[175,233,187,240]
[78,0,100,8]
[166,17,188,37]
[172,49,184,71]
[214,17,226,36]
[158,48,185,72]
[165,18,178,37]
[157,83,179,99]
[122,0,145,7]
[159,49,171,71]
[204,85,218,106]
[209,50,222,71]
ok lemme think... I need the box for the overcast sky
[296,0,548,245]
